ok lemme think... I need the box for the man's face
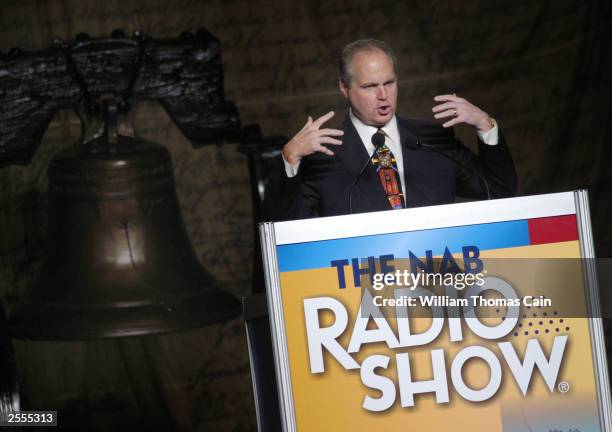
[339,49,398,126]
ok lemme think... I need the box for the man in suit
[265,39,517,221]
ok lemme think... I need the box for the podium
[256,191,612,431]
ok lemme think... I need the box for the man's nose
[376,85,387,99]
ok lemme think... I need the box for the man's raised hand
[432,94,495,132]
[282,111,344,165]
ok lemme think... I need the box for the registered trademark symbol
[558,381,570,393]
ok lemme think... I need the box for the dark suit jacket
[264,116,517,221]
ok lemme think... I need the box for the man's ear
[339,79,349,98]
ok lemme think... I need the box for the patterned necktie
[371,129,405,209]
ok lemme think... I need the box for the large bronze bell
[9,134,240,340]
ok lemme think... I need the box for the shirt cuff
[282,155,301,177]
[477,121,499,145]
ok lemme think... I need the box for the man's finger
[300,116,313,131]
[434,94,457,102]
[318,128,344,137]
[316,145,334,156]
[319,137,343,145]
[312,111,335,129]
[432,102,455,112]
[434,109,457,119]
[442,118,461,128]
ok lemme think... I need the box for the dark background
[0,1,611,430]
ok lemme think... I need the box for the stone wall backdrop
[1,1,611,431]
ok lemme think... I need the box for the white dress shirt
[349,111,407,198]
[283,111,499,198]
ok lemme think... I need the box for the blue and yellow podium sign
[260,191,611,431]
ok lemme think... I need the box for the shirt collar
[349,109,399,150]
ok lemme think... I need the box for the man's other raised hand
[432,94,495,132]
[282,111,344,165]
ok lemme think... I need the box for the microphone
[348,131,386,214]
[406,137,491,200]
[371,130,386,150]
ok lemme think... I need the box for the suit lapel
[398,118,431,208]
[335,117,391,211]
[398,119,418,187]
[397,118,419,152]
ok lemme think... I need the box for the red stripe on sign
[528,215,578,245]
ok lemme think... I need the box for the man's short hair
[338,39,398,87]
